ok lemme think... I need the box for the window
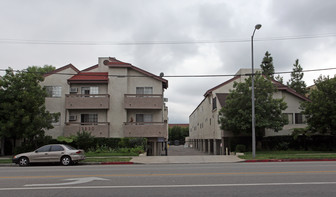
[50,145,64,152]
[295,113,306,124]
[45,86,62,97]
[36,145,51,152]
[212,97,217,110]
[136,87,153,94]
[136,114,152,122]
[81,87,99,95]
[81,114,98,124]
[284,113,293,124]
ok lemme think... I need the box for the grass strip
[85,152,139,157]
[239,151,336,160]
[0,159,12,164]
[83,157,132,163]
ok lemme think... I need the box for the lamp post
[251,24,262,159]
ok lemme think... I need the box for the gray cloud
[1,0,336,123]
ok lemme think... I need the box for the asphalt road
[1,162,336,197]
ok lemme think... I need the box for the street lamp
[251,24,262,159]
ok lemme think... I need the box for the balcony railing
[64,122,109,137]
[123,122,168,138]
[124,94,163,109]
[65,94,110,109]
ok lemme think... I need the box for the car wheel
[61,156,72,166]
[19,157,29,167]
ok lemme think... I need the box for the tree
[260,51,275,79]
[300,76,336,135]
[275,75,284,84]
[0,66,58,155]
[287,59,307,95]
[218,74,288,136]
[169,126,189,144]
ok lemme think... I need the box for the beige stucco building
[41,57,168,156]
[188,69,310,155]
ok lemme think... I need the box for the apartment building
[41,57,168,156]
[188,69,310,155]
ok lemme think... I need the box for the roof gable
[205,74,310,102]
[103,57,168,89]
[204,75,240,97]
[216,93,229,107]
[103,57,132,68]
[270,78,310,101]
[81,64,98,72]
[43,64,79,77]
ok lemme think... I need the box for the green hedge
[225,135,336,152]
[13,135,147,154]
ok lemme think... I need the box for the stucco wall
[41,67,78,138]
[189,70,308,141]
[43,57,167,139]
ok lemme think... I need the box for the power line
[0,33,335,46]
[1,67,336,78]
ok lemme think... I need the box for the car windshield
[64,145,77,150]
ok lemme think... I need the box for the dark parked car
[12,144,85,166]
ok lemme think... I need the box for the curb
[100,161,134,165]
[245,158,336,162]
[78,161,134,165]
[0,162,134,167]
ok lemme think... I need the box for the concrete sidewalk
[130,145,243,164]
[131,155,244,164]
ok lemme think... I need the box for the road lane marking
[24,177,108,187]
[1,182,336,191]
[1,170,336,179]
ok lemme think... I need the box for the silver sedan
[12,144,85,166]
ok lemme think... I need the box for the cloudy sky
[1,0,336,123]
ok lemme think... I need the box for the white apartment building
[189,69,310,155]
[41,57,168,156]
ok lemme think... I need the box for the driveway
[168,145,208,156]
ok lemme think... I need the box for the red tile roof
[68,72,108,84]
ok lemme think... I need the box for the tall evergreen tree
[287,59,307,95]
[260,51,275,79]
[275,75,284,84]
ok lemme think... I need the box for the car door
[30,145,51,163]
[49,145,65,162]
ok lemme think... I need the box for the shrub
[235,144,246,152]
[74,131,94,151]
[276,141,290,151]
[57,136,75,144]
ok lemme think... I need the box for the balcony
[64,122,109,137]
[124,94,163,109]
[123,122,168,138]
[65,94,109,109]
